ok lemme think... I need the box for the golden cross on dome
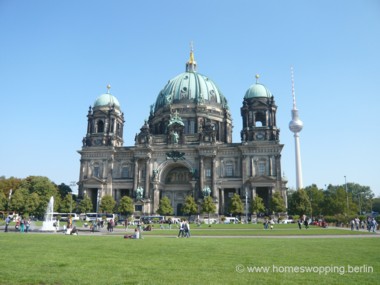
[189,41,195,64]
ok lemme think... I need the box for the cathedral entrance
[256,187,270,214]
[85,188,99,212]
[223,189,237,215]
[160,166,192,216]
[177,203,184,216]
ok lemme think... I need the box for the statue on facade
[152,169,159,180]
[136,187,144,200]
[202,186,211,197]
[172,131,179,144]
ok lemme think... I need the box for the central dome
[145,49,233,144]
[154,50,228,112]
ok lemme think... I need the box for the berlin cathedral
[77,49,288,216]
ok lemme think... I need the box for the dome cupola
[244,75,272,99]
[93,84,121,112]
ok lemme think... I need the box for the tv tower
[289,67,304,190]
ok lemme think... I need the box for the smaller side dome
[244,83,272,99]
[93,85,121,108]
[94,94,120,108]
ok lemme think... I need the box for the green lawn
[0,233,378,285]
[120,223,374,236]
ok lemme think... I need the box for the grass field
[113,223,375,237]
[0,230,379,285]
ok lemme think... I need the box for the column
[153,183,160,213]
[199,156,204,197]
[212,156,216,197]
[241,155,247,181]
[144,158,150,199]
[221,188,225,214]
[133,159,139,197]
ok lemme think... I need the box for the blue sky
[0,0,379,196]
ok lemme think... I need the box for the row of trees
[0,176,137,218]
[1,176,379,220]
[155,192,286,218]
[287,183,377,218]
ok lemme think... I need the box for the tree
[157,196,174,215]
[201,196,216,217]
[288,189,311,216]
[304,184,324,217]
[269,191,286,214]
[345,183,374,215]
[19,176,60,217]
[118,196,134,216]
[24,192,40,215]
[0,176,22,199]
[182,195,198,218]
[251,195,265,214]
[78,195,93,213]
[0,191,7,211]
[372,197,380,213]
[9,188,26,213]
[322,185,358,216]
[57,183,72,199]
[59,193,74,213]
[229,193,244,216]
[99,195,116,213]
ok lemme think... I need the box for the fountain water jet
[41,196,56,231]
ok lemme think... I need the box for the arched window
[255,112,266,127]
[225,163,234,177]
[121,167,129,178]
[93,165,100,178]
[97,120,104,133]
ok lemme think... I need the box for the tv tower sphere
[289,109,303,134]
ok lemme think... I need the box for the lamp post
[69,181,76,213]
[245,190,248,224]
[202,186,211,224]
[8,189,13,213]
[344,176,349,214]
[96,191,101,224]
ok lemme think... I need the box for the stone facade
[77,51,287,216]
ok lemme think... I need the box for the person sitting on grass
[70,226,78,235]
[124,227,140,239]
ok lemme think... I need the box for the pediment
[247,175,276,183]
[82,177,106,185]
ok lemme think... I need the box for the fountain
[41,196,56,231]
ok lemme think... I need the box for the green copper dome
[93,85,120,109]
[244,82,272,99]
[154,50,229,112]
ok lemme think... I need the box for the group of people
[177,220,191,238]
[350,217,362,231]
[352,217,378,233]
[366,217,378,232]
[297,218,309,229]
[4,216,31,233]
[107,219,115,232]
